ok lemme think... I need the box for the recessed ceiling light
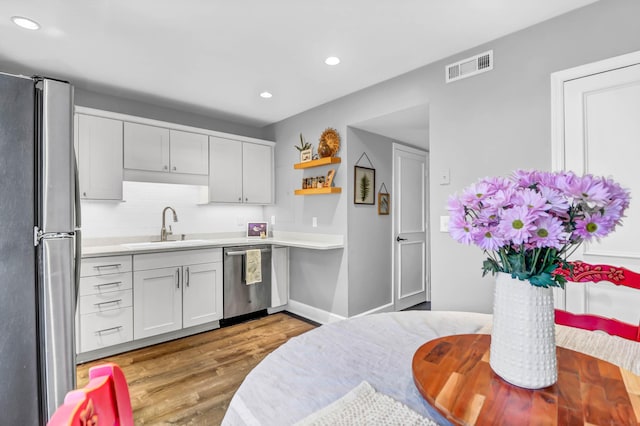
[11,16,40,30]
[259,91,273,99]
[325,56,340,66]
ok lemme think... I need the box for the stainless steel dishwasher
[223,245,272,319]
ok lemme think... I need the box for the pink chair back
[47,363,133,426]
[554,261,640,342]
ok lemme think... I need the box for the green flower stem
[529,248,541,275]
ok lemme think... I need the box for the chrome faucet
[160,206,178,241]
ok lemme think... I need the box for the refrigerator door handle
[34,226,75,246]
[73,151,82,310]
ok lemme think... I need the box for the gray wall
[266,0,640,315]
[347,128,394,315]
[75,88,266,139]
[429,0,640,312]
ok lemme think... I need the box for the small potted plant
[295,133,312,162]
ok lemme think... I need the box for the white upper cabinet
[124,122,208,176]
[243,142,273,204]
[209,136,243,202]
[169,129,208,175]
[76,114,123,200]
[123,122,170,172]
[208,136,273,204]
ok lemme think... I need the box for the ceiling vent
[445,50,493,83]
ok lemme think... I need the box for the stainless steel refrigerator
[0,72,79,424]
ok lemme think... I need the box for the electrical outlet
[312,217,318,227]
[271,215,276,225]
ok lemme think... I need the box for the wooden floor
[76,312,317,425]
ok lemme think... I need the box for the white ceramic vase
[490,272,557,389]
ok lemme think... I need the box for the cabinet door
[169,130,208,175]
[133,266,182,339]
[77,114,123,200]
[124,122,170,172]
[208,136,243,202]
[182,262,223,327]
[243,142,273,204]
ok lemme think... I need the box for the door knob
[396,236,407,242]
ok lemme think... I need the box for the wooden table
[412,334,640,425]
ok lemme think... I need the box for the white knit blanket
[294,381,437,426]
[478,322,640,375]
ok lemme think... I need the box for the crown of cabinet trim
[74,106,275,146]
[293,157,341,169]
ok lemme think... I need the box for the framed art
[354,166,375,205]
[324,169,336,187]
[378,193,390,215]
[247,222,268,238]
[300,149,312,162]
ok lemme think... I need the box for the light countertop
[81,231,344,258]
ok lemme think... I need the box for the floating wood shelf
[294,187,342,195]
[294,157,341,169]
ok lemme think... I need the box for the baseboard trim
[287,299,346,325]
[351,302,395,318]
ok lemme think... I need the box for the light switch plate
[312,217,318,227]
[439,168,450,185]
[440,216,450,232]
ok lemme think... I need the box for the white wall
[266,0,640,315]
[82,181,264,240]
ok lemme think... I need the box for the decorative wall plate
[320,128,340,156]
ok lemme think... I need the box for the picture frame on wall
[354,166,375,205]
[378,193,390,215]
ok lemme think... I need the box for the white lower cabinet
[133,248,223,340]
[77,255,134,353]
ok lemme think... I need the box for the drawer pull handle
[94,299,122,308]
[94,281,122,289]
[95,326,122,335]
[94,263,122,270]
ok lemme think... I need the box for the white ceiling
[1,0,596,128]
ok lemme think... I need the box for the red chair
[554,261,640,342]
[48,363,133,426]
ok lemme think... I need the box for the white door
[553,56,640,323]
[209,136,243,202]
[393,144,429,310]
[243,142,273,204]
[77,114,123,200]
[182,262,223,327]
[133,266,182,339]
[169,129,209,175]
[123,122,170,172]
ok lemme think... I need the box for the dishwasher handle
[225,248,272,256]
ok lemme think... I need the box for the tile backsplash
[81,181,264,239]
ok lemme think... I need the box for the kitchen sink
[121,239,209,250]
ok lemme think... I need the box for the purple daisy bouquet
[447,170,630,287]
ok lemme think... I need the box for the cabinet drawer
[81,255,132,277]
[79,289,132,316]
[79,307,133,353]
[79,272,132,297]
[134,248,222,271]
